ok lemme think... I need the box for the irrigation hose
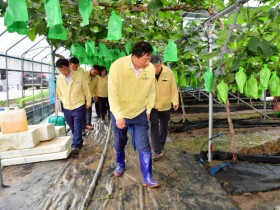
[200,133,223,152]
[79,121,112,210]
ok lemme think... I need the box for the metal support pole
[21,37,46,99]
[195,88,224,106]
[0,29,7,37]
[31,46,50,124]
[50,47,57,115]
[263,90,267,119]
[177,0,250,43]
[5,36,27,106]
[62,51,70,59]
[205,24,215,162]
[40,53,52,121]
[51,47,57,76]
[208,36,213,162]
[186,90,201,101]
[229,92,270,119]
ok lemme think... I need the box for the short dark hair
[100,66,107,74]
[91,65,101,75]
[69,57,80,64]
[92,64,100,70]
[56,59,69,68]
[151,55,162,64]
[132,41,153,58]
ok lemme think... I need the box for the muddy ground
[170,110,280,210]
[0,108,280,210]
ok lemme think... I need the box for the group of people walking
[55,41,179,188]
[55,58,110,155]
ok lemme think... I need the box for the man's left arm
[171,70,179,110]
[146,77,156,119]
[81,75,92,108]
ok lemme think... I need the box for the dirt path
[0,121,238,210]
[1,110,280,210]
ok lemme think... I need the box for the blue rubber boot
[139,151,160,188]
[114,151,125,177]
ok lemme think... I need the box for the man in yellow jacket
[85,66,100,128]
[97,66,109,123]
[150,55,179,159]
[69,57,90,133]
[56,59,91,155]
[109,41,159,188]
[69,57,86,75]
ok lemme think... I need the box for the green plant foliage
[245,75,259,99]
[79,0,92,27]
[0,0,279,95]
[17,91,49,108]
[148,0,163,13]
[258,64,271,90]
[0,100,7,107]
[235,67,247,93]
[217,80,228,104]
[247,37,278,58]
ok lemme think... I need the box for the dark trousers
[99,97,110,120]
[150,109,170,153]
[111,111,151,153]
[63,105,85,148]
[95,100,100,117]
[85,98,93,126]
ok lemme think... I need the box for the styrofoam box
[0,136,72,159]
[28,123,56,141]
[55,126,66,137]
[0,128,40,152]
[1,147,71,167]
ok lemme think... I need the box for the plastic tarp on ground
[214,162,280,195]
[0,118,238,210]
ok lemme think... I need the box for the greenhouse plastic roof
[0,17,70,64]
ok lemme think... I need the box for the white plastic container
[0,107,28,134]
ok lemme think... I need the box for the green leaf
[27,28,36,41]
[199,52,219,60]
[216,30,229,46]
[247,37,260,52]
[247,37,278,58]
[36,20,47,35]
[259,40,278,58]
[148,0,163,14]
[124,0,132,6]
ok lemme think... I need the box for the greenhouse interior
[0,0,280,209]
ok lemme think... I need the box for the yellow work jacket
[77,66,85,73]
[88,74,99,97]
[56,70,91,110]
[155,65,179,111]
[108,55,156,120]
[98,76,108,98]
[77,67,89,85]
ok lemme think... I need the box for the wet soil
[1,108,280,210]
[170,110,280,210]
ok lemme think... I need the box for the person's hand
[86,105,91,109]
[116,118,125,129]
[94,96,98,102]
[147,114,150,121]
[173,104,179,111]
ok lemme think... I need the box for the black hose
[198,133,223,164]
